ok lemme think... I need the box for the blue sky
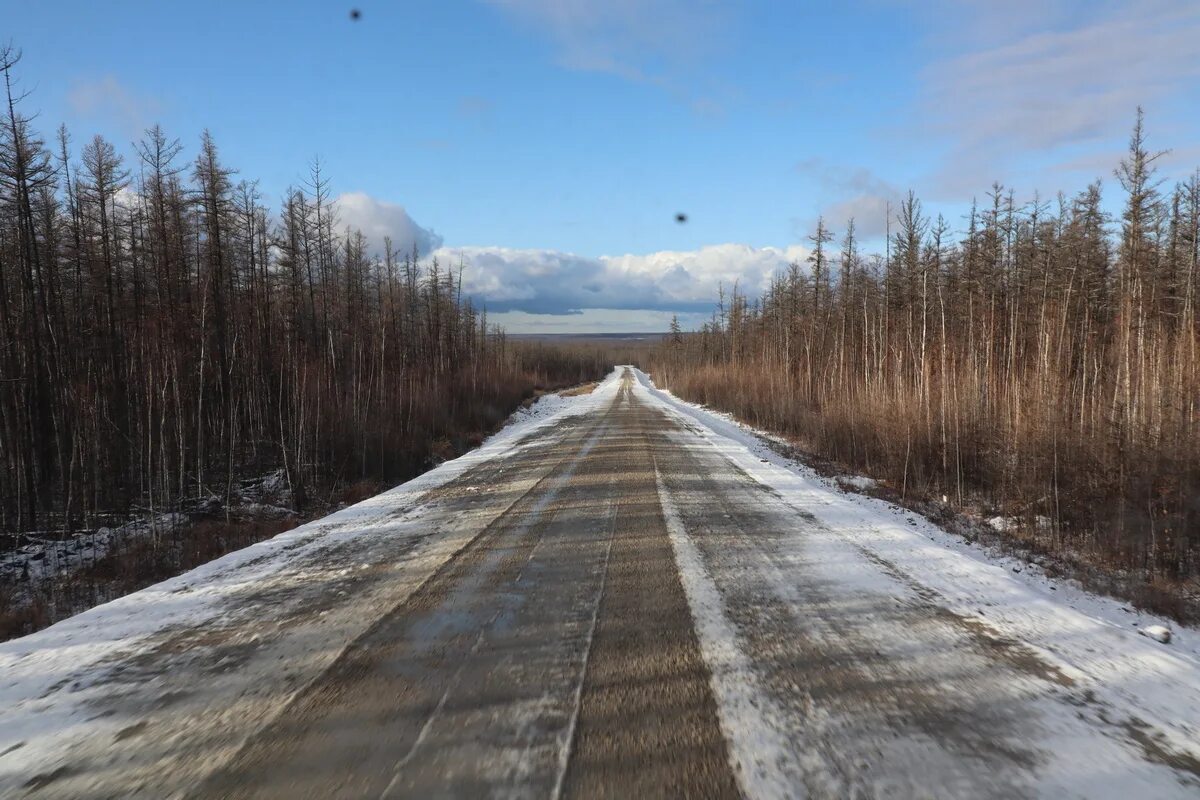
[8,1,1200,331]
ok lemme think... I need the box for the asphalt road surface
[6,368,1200,799]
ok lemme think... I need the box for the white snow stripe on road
[654,458,803,800]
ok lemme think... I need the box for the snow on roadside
[0,369,625,784]
[836,475,877,491]
[629,368,1200,766]
[485,373,619,447]
[654,462,806,798]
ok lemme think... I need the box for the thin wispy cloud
[482,0,732,114]
[483,0,725,80]
[795,159,904,240]
[916,0,1200,193]
[66,75,162,137]
[456,95,494,119]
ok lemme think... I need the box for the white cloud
[604,243,808,303]
[433,242,809,315]
[335,191,444,257]
[321,194,806,321]
[66,75,162,136]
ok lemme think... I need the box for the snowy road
[2,368,1200,798]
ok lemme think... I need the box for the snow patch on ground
[987,515,1052,534]
[987,516,1017,533]
[1,467,297,593]
[1141,625,1173,644]
[837,475,878,491]
[1,513,189,585]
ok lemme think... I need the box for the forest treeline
[0,47,607,540]
[654,111,1199,600]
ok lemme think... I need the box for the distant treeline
[655,111,1199,598]
[0,47,607,536]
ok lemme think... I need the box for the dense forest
[0,48,605,569]
[655,111,1199,602]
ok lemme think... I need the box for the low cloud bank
[434,243,810,315]
[335,191,809,323]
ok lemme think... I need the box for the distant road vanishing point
[3,368,1200,798]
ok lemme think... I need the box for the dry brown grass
[559,381,600,397]
[340,479,385,506]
